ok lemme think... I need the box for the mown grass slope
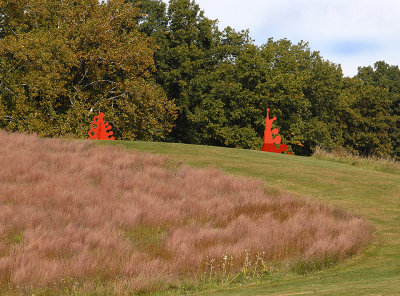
[101,140,400,295]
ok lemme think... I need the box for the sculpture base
[261,143,288,154]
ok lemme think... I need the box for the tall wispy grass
[313,146,400,174]
[0,131,373,294]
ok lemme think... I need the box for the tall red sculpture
[88,112,115,140]
[262,108,290,154]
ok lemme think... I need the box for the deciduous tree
[338,77,395,157]
[357,61,400,159]
[0,0,177,140]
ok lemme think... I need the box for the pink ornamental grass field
[0,131,373,294]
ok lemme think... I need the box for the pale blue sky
[166,0,400,77]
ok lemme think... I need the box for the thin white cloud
[196,0,400,39]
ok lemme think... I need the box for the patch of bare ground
[0,131,373,294]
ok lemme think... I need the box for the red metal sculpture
[88,112,115,140]
[262,108,290,154]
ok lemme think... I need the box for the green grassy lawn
[99,140,400,295]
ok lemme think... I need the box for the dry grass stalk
[313,146,400,174]
[0,131,373,294]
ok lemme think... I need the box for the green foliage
[0,0,177,140]
[357,61,400,159]
[131,1,353,155]
[338,77,396,157]
[131,0,221,142]
[183,37,344,154]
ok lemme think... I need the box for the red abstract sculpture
[262,108,290,154]
[88,112,115,140]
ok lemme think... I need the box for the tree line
[1,0,399,159]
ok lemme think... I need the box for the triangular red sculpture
[262,108,290,154]
[88,112,115,140]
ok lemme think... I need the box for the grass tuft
[312,146,400,174]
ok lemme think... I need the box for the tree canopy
[0,0,177,139]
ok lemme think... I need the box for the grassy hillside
[100,140,400,295]
[1,131,398,295]
[0,132,373,295]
